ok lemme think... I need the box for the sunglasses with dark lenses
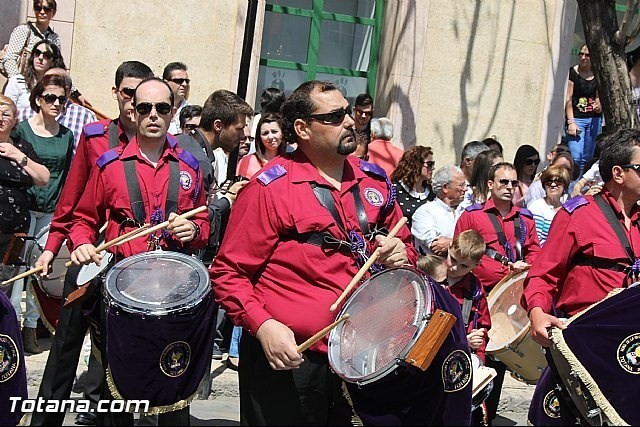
[620,164,640,171]
[184,123,199,132]
[553,147,568,154]
[118,87,136,99]
[41,94,67,104]
[33,48,53,60]
[544,178,564,186]
[170,78,190,85]
[308,106,353,125]
[525,158,541,166]
[35,5,53,12]
[423,160,436,169]
[355,109,372,117]
[578,52,590,58]
[135,102,172,115]
[497,179,519,188]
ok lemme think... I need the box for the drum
[76,247,113,287]
[548,287,640,426]
[104,251,215,413]
[485,270,547,384]
[471,354,496,410]
[25,225,70,299]
[328,267,457,386]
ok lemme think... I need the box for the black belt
[573,253,628,273]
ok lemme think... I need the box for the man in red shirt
[30,61,154,427]
[523,129,640,425]
[210,81,416,425]
[366,117,404,176]
[454,161,541,423]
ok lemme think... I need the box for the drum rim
[104,251,210,316]
[328,266,433,385]
[486,269,529,350]
[26,225,68,298]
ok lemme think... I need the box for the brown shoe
[22,327,42,354]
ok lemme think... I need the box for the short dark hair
[179,105,202,129]
[132,77,174,108]
[355,93,373,108]
[30,74,66,112]
[162,62,188,80]
[200,90,253,131]
[259,87,286,114]
[482,137,503,155]
[281,80,338,144]
[488,162,516,181]
[115,61,154,89]
[34,0,56,11]
[599,128,640,182]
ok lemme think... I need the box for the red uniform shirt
[366,139,404,177]
[443,273,490,362]
[454,198,541,291]
[45,119,129,254]
[523,190,640,316]
[68,136,209,256]
[210,151,418,354]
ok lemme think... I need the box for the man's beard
[337,129,357,155]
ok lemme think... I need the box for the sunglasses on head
[525,158,540,166]
[307,106,353,125]
[135,102,172,115]
[33,48,53,60]
[169,78,190,85]
[497,179,519,188]
[35,4,53,12]
[544,177,564,186]
[41,94,66,104]
[118,87,136,99]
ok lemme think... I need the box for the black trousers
[30,265,103,426]
[484,357,507,423]
[239,333,352,426]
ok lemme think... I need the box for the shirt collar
[289,150,361,192]
[483,197,519,219]
[600,188,640,223]
[120,135,179,162]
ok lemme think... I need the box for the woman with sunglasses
[1,1,61,78]
[513,144,540,207]
[390,145,436,228]
[11,74,73,353]
[237,113,286,178]
[565,44,602,175]
[4,40,65,116]
[527,166,571,246]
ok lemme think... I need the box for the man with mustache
[210,80,416,425]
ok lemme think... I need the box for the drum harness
[573,194,640,284]
[460,275,482,330]
[484,211,524,267]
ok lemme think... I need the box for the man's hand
[509,260,530,273]
[467,328,485,350]
[374,235,408,267]
[529,307,566,347]
[226,180,248,203]
[585,184,602,196]
[36,250,55,277]
[430,236,452,256]
[255,319,304,370]
[71,244,102,266]
[166,213,198,242]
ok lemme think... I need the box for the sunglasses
[34,5,54,12]
[33,48,53,60]
[41,94,67,104]
[423,160,436,169]
[169,78,190,85]
[355,109,372,117]
[525,158,541,166]
[117,87,136,99]
[543,178,564,186]
[135,102,172,115]
[497,179,519,188]
[553,147,568,154]
[307,106,353,125]
[578,52,590,58]
[184,123,199,132]
[620,164,640,171]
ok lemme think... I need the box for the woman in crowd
[513,144,540,207]
[527,166,570,246]
[237,113,286,179]
[4,39,65,117]
[565,44,602,175]
[390,145,435,228]
[469,149,503,205]
[11,74,73,354]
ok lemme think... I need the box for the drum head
[104,251,209,316]
[77,250,113,286]
[26,226,70,299]
[486,270,529,352]
[328,268,432,385]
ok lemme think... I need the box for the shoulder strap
[166,159,179,217]
[107,120,119,149]
[594,194,635,262]
[351,184,371,236]
[486,211,522,262]
[123,159,180,224]
[311,184,345,232]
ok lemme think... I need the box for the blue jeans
[10,211,53,328]
[567,116,602,176]
[229,325,242,358]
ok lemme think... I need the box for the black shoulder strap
[486,211,523,261]
[107,120,119,149]
[514,214,523,261]
[594,193,635,262]
[166,159,179,217]
[351,184,371,236]
[191,129,214,162]
[311,184,345,231]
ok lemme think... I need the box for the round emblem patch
[442,350,471,392]
[179,171,192,190]
[543,390,561,418]
[618,333,640,374]
[363,187,384,207]
[160,341,191,378]
[0,334,20,383]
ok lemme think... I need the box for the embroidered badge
[442,350,471,392]
[543,390,561,418]
[618,333,640,374]
[179,171,192,190]
[364,187,384,207]
[0,334,19,383]
[160,341,191,378]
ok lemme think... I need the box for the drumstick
[99,222,109,234]
[296,314,350,353]
[330,217,408,312]
[114,205,208,247]
[63,224,150,268]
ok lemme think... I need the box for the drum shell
[486,325,546,384]
[26,225,70,299]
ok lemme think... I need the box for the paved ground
[20,335,535,426]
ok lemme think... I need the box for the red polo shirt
[366,138,404,177]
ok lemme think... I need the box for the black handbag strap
[594,193,635,262]
[486,211,522,262]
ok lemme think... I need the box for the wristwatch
[19,156,28,167]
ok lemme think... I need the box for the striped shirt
[2,23,61,77]
[527,197,558,246]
